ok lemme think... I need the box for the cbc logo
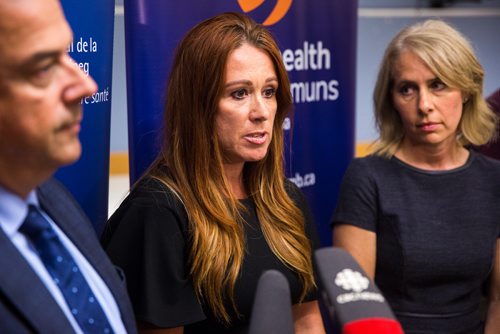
[237,0,292,25]
[334,269,369,293]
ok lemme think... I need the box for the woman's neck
[223,162,247,199]
[395,139,469,171]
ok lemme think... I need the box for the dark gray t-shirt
[332,150,500,334]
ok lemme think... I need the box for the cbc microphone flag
[124,0,357,246]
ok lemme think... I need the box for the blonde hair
[148,12,314,324]
[372,19,497,157]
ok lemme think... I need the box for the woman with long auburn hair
[102,12,324,333]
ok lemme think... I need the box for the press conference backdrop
[124,0,357,246]
[57,1,115,235]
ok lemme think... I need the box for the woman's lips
[418,122,439,132]
[244,132,267,145]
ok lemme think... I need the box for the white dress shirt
[0,186,127,334]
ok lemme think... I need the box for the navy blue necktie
[20,204,114,334]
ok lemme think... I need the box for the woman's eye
[263,87,276,98]
[430,80,446,91]
[398,85,414,96]
[231,89,248,100]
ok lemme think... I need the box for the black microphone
[248,269,294,334]
[314,247,404,334]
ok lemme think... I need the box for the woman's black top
[102,177,319,333]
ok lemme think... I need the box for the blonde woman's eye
[398,84,414,96]
[430,80,446,91]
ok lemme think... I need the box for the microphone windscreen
[314,247,404,333]
[343,318,405,334]
[248,269,294,334]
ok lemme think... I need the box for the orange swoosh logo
[238,0,292,26]
[238,0,265,12]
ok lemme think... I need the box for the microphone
[314,247,404,334]
[248,269,294,334]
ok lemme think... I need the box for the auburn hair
[147,12,314,324]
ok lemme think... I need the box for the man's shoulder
[37,178,72,199]
[36,178,72,208]
[37,179,86,218]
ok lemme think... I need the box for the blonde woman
[102,12,324,334]
[332,20,500,333]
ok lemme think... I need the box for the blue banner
[57,0,116,234]
[125,0,357,246]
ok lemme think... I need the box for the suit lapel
[37,180,119,296]
[0,229,74,332]
[38,182,104,277]
[37,179,137,333]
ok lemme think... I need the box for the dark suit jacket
[0,178,137,333]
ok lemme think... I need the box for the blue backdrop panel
[57,0,115,235]
[125,0,357,246]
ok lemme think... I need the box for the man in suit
[0,0,137,332]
